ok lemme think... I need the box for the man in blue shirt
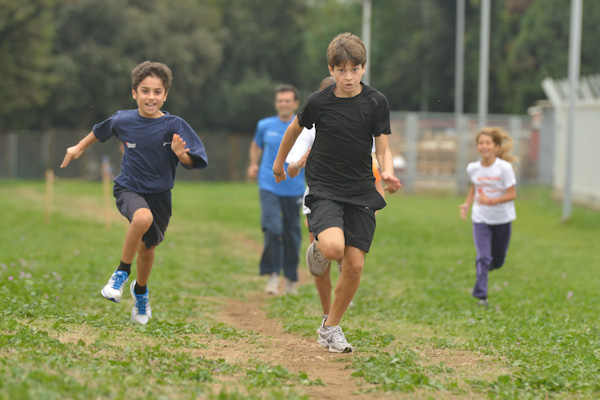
[247,84,305,295]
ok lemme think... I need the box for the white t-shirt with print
[467,157,516,225]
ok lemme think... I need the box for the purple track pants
[472,222,512,300]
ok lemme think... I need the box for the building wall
[553,104,600,207]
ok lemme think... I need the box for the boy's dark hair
[275,84,299,101]
[131,61,173,92]
[327,32,366,67]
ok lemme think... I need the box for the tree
[199,0,307,132]
[47,0,224,127]
[0,0,57,129]
[502,0,600,113]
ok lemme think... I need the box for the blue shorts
[114,185,172,249]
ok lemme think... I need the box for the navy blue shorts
[114,185,172,249]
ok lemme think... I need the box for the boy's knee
[138,243,155,258]
[132,208,153,229]
[341,261,363,281]
[319,242,344,262]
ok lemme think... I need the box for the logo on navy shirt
[125,142,136,149]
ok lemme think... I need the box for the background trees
[1,0,598,132]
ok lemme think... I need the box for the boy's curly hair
[131,61,173,92]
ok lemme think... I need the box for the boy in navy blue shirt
[61,61,208,324]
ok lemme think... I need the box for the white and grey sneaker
[318,324,353,353]
[265,274,279,295]
[130,280,152,325]
[315,314,328,334]
[101,270,129,303]
[306,241,328,277]
[477,299,489,307]
[284,278,298,295]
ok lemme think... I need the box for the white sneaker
[265,274,279,295]
[306,242,328,277]
[284,279,298,295]
[316,314,328,334]
[318,324,353,353]
[130,280,152,325]
[101,270,129,303]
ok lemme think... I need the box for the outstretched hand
[171,134,189,157]
[381,172,402,193]
[61,145,84,168]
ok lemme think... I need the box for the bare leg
[324,246,365,327]
[135,242,155,286]
[120,208,153,264]
[314,263,332,315]
[315,227,345,262]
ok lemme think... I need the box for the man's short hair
[132,61,173,92]
[275,84,299,101]
[326,32,367,68]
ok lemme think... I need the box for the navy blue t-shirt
[93,109,208,193]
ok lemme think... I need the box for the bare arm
[247,141,262,179]
[273,117,304,183]
[374,135,402,192]
[61,131,98,168]
[459,185,475,220]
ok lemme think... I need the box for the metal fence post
[509,116,522,187]
[455,115,469,195]
[8,132,18,179]
[404,113,418,193]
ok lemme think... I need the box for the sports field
[0,180,598,399]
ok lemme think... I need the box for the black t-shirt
[297,83,391,196]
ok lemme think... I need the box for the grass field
[0,180,599,399]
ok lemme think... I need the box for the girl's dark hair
[131,61,173,92]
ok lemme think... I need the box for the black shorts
[306,190,380,253]
[114,185,172,249]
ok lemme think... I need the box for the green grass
[268,186,600,399]
[1,180,599,399]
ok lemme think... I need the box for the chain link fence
[1,111,550,193]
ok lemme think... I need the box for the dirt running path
[217,273,385,399]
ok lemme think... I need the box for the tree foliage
[0,0,57,128]
[47,0,224,127]
[2,0,600,131]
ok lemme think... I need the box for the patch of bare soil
[216,288,385,399]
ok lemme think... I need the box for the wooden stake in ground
[101,157,112,230]
[44,169,54,224]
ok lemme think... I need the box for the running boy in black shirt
[273,32,401,352]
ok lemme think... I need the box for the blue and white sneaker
[130,280,152,325]
[101,270,129,303]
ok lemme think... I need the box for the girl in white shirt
[459,127,518,306]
